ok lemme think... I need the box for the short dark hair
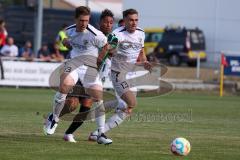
[75,6,91,18]
[123,9,138,18]
[100,9,114,20]
[118,19,124,26]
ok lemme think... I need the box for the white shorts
[65,63,102,89]
[111,70,137,97]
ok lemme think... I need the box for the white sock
[92,99,127,134]
[94,100,105,135]
[103,109,129,133]
[53,92,67,122]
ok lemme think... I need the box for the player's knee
[59,87,68,94]
[127,99,137,108]
[59,76,75,93]
[124,99,137,114]
[59,83,73,93]
[132,100,137,107]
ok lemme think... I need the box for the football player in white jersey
[90,9,152,139]
[62,9,127,143]
[43,6,112,145]
[111,8,152,111]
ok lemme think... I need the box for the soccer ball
[170,137,191,156]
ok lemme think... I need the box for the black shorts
[67,80,91,99]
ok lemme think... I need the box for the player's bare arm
[97,43,109,68]
[137,48,152,71]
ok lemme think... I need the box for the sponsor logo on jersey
[71,42,88,51]
[119,41,142,51]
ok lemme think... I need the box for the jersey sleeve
[64,29,70,38]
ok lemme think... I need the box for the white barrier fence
[0,60,159,90]
[0,59,116,88]
[0,60,60,87]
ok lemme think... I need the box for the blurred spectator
[118,19,125,27]
[0,37,18,57]
[19,40,34,60]
[55,24,70,59]
[49,43,64,62]
[38,44,52,62]
[0,19,8,49]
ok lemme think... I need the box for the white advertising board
[0,61,60,87]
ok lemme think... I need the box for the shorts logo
[121,81,129,89]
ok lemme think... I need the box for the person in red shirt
[0,20,7,49]
[0,20,7,79]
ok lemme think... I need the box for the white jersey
[65,24,107,58]
[112,26,145,63]
[0,44,18,57]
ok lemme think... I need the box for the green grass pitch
[0,88,239,160]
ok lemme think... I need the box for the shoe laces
[100,133,107,139]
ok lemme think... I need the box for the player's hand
[107,43,116,56]
[97,56,103,69]
[143,61,153,72]
[107,33,118,49]
[62,38,72,49]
